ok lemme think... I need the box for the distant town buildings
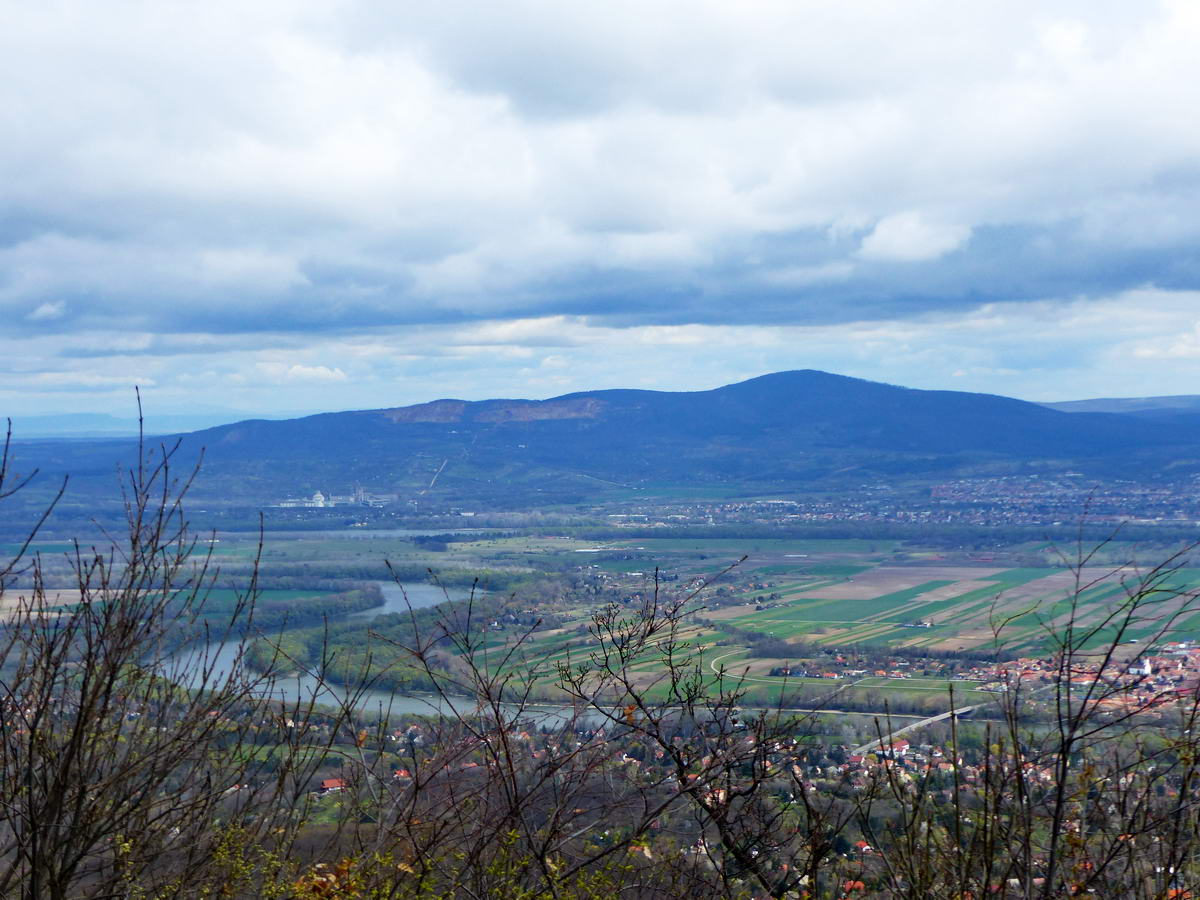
[575,474,1200,530]
[275,487,399,508]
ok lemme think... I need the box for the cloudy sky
[4,1,1200,418]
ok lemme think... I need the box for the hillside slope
[13,370,1200,508]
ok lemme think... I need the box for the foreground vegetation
[5,431,1200,898]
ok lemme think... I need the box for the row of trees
[3,425,1200,897]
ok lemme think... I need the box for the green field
[27,526,1189,716]
[711,561,1200,654]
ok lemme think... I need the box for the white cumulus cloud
[3,2,1200,411]
[285,364,347,382]
[26,301,65,321]
[858,213,972,262]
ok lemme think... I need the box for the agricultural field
[10,528,1198,715]
[712,562,1200,653]
[484,619,1000,715]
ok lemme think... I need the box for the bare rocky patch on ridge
[382,397,605,424]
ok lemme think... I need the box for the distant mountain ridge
[1043,395,1200,415]
[13,370,1200,508]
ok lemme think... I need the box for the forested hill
[12,370,1200,508]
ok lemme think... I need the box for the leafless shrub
[0,417,354,899]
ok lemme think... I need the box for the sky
[4,1,1200,419]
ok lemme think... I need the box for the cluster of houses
[954,640,1200,713]
[587,476,1200,529]
[769,664,925,679]
[290,693,1200,897]
[769,655,946,680]
[310,719,1084,832]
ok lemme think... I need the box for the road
[850,702,978,756]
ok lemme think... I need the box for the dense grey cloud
[2,1,1200,412]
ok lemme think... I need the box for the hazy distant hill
[1043,395,1200,415]
[12,370,1200,509]
[3,411,271,438]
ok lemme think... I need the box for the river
[349,580,473,618]
[171,581,588,725]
